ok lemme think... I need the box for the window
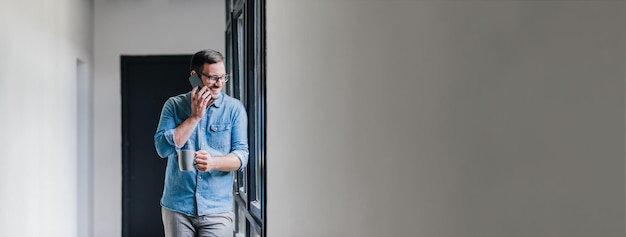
[225,0,265,236]
[233,11,248,202]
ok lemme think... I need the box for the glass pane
[253,0,263,203]
[225,0,232,22]
[237,15,246,108]
[236,204,246,235]
[250,223,261,237]
[238,167,247,194]
[234,39,246,196]
[235,13,247,193]
[225,29,233,96]
[255,87,261,201]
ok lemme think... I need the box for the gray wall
[93,0,224,236]
[266,1,624,236]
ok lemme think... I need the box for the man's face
[196,61,227,99]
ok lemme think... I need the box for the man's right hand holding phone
[190,86,213,120]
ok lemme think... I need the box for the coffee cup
[177,149,196,172]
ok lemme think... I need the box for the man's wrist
[187,115,202,123]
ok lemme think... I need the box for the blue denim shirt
[154,92,249,216]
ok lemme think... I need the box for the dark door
[121,55,192,237]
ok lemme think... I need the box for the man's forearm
[174,117,201,147]
[212,153,242,171]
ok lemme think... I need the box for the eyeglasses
[198,72,231,83]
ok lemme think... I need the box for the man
[154,49,249,237]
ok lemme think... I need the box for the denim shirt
[154,92,249,216]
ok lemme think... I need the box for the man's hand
[195,150,217,172]
[190,86,214,120]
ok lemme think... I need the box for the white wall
[0,0,93,236]
[93,0,224,236]
[267,1,624,237]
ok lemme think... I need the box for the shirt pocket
[208,123,232,150]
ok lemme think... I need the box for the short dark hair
[190,49,224,73]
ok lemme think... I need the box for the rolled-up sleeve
[231,102,249,171]
[154,98,181,158]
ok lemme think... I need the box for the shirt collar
[212,92,225,108]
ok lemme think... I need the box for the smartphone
[188,74,205,93]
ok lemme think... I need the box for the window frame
[226,0,266,236]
